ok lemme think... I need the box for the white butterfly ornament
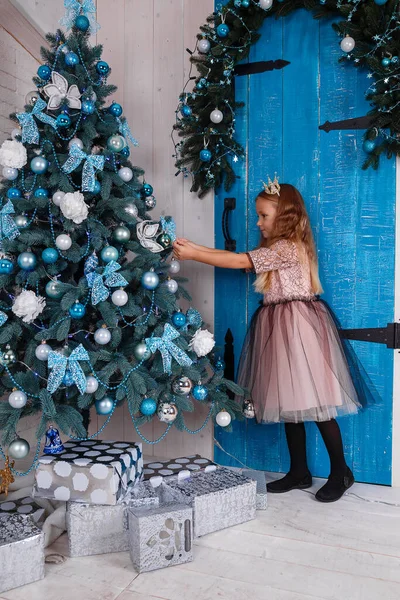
[43,71,82,110]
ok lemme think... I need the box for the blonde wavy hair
[254,184,323,295]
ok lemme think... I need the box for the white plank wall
[0,0,215,460]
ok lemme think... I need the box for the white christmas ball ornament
[112,289,128,306]
[8,390,28,409]
[85,375,99,394]
[0,140,27,169]
[52,190,65,206]
[198,39,211,54]
[340,35,355,52]
[169,259,181,275]
[216,410,232,427]
[35,342,51,361]
[94,327,112,345]
[2,167,18,181]
[56,234,72,250]
[210,109,223,124]
[165,279,178,294]
[118,167,133,182]
[12,290,45,324]
[60,191,89,224]
[11,128,21,140]
[68,137,84,150]
[259,0,273,9]
[189,328,216,357]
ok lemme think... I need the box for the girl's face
[256,197,278,238]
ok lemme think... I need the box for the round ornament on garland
[2,346,16,366]
[69,301,86,319]
[8,390,27,409]
[17,252,36,271]
[46,280,63,299]
[118,167,133,182]
[0,259,14,274]
[216,23,230,38]
[65,51,79,66]
[164,278,178,294]
[15,215,28,229]
[42,248,59,264]
[34,187,49,199]
[141,182,154,197]
[192,384,209,402]
[216,409,232,427]
[35,342,51,361]
[214,357,226,371]
[210,109,223,124]
[95,396,114,415]
[157,402,178,423]
[113,225,131,243]
[145,196,157,211]
[134,342,152,362]
[169,259,181,274]
[140,397,157,416]
[172,311,187,328]
[37,65,51,80]
[82,99,95,114]
[75,14,90,31]
[25,90,39,106]
[107,135,126,153]
[111,288,128,306]
[52,190,65,206]
[96,60,110,75]
[56,114,71,129]
[94,326,112,345]
[101,246,119,263]
[31,156,48,174]
[85,375,99,394]
[2,167,18,181]
[8,438,30,459]
[141,270,159,290]
[68,137,84,150]
[181,104,192,117]
[55,234,72,251]
[172,376,193,396]
[198,38,211,53]
[243,400,255,419]
[109,102,123,117]
[43,426,64,455]
[340,35,355,53]
[7,188,21,199]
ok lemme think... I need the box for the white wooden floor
[2,474,400,600]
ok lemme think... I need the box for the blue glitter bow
[0,201,20,241]
[117,118,138,147]
[0,311,8,326]
[60,0,100,34]
[160,216,176,242]
[86,260,128,305]
[145,323,193,374]
[62,144,105,192]
[47,344,90,394]
[16,98,57,145]
[183,308,202,332]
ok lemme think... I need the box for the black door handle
[222,197,236,252]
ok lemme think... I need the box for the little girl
[173,178,363,503]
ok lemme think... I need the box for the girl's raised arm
[173,240,252,270]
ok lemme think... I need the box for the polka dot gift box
[143,454,215,480]
[33,440,143,505]
[0,496,45,527]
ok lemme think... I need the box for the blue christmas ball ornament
[75,15,90,31]
[95,396,114,415]
[101,246,119,263]
[42,248,59,264]
[121,146,130,158]
[241,0,250,6]
[392,56,399,64]
[17,252,36,271]
[142,183,153,197]
[200,149,212,162]
[214,358,225,371]
[0,259,13,274]
[7,188,21,199]
[140,398,157,416]
[109,102,123,117]
[69,302,86,319]
[172,312,187,328]
[374,0,388,4]
[37,65,51,80]
[63,369,74,386]
[216,23,230,38]
[381,57,391,67]
[56,114,71,128]
[82,99,95,115]
[181,105,192,117]
[65,52,79,66]
[93,180,101,194]
[193,385,209,402]
[96,61,110,75]
[31,156,48,174]
[34,187,49,199]
[45,280,63,299]
[196,78,207,89]
[363,139,377,154]
[141,271,159,290]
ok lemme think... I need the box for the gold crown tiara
[262,174,280,196]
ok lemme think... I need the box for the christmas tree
[0,3,243,465]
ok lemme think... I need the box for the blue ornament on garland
[96,61,110,75]
[181,105,192,117]
[216,23,230,38]
[7,188,21,199]
[172,311,187,328]
[82,99,95,115]
[95,396,114,415]
[75,15,90,31]
[363,139,377,154]
[17,252,36,271]
[0,259,14,274]
[45,280,63,299]
[42,248,59,264]
[63,369,74,386]
[101,246,119,263]
[381,57,391,67]
[141,270,159,290]
[43,425,64,455]
[34,188,49,199]
[121,146,130,158]
[241,0,250,6]
[374,0,388,4]
[37,65,51,80]
[65,52,79,66]
[69,301,86,319]
[200,149,212,162]
[93,180,101,194]
[140,398,157,416]
[142,183,153,197]
[193,384,209,401]
[109,102,123,117]
[31,156,48,174]
[214,357,225,371]
[196,78,207,89]
[391,56,399,64]
[56,114,71,128]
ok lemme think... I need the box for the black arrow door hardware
[319,115,375,133]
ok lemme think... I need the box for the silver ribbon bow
[145,323,193,374]
[0,201,20,241]
[86,259,128,305]
[62,144,105,192]
[60,0,100,34]
[47,344,90,394]
[16,98,57,145]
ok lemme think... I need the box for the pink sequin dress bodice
[247,239,315,305]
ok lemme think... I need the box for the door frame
[392,157,400,486]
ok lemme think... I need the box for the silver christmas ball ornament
[198,39,211,54]
[68,137,84,150]
[2,346,16,365]
[134,342,151,361]
[52,190,65,206]
[145,196,157,210]
[9,438,30,459]
[25,90,40,106]
[340,35,355,52]
[259,0,273,8]
[118,167,133,182]
[125,203,138,218]
[8,390,28,409]
[15,215,29,228]
[172,376,193,396]
[216,410,232,427]
[55,234,72,250]
[111,288,128,306]
[169,259,181,275]
[165,278,178,294]
[35,342,51,361]
[113,226,131,243]
[94,327,112,345]
[210,109,223,124]
[243,400,255,419]
[157,402,178,423]
[85,375,99,394]
[2,167,18,181]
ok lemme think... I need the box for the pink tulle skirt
[237,299,362,423]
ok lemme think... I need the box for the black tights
[285,420,347,477]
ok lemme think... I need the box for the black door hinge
[340,323,400,349]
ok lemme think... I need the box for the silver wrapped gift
[0,496,46,526]
[33,439,143,505]
[128,503,193,573]
[0,514,45,594]
[161,467,256,537]
[130,480,159,509]
[242,469,267,510]
[143,454,215,480]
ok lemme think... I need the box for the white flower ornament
[43,71,82,110]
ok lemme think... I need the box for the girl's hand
[173,241,195,261]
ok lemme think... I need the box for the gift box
[130,480,159,509]
[143,454,215,480]
[0,514,45,594]
[0,496,46,526]
[161,467,256,537]
[128,503,193,573]
[33,439,143,505]
[242,469,267,510]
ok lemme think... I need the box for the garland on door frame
[172,0,400,197]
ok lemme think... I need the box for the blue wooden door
[214,9,396,485]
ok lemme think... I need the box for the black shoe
[267,471,312,494]
[315,466,354,503]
